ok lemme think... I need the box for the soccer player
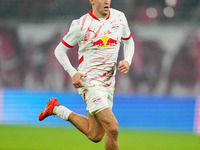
[39,0,135,149]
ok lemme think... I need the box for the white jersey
[60,8,133,88]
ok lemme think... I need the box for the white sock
[53,105,72,121]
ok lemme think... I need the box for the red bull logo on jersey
[92,36,117,48]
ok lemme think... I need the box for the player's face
[90,0,111,18]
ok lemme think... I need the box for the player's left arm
[118,36,135,74]
[118,12,135,75]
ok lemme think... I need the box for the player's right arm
[54,20,85,88]
[54,43,77,78]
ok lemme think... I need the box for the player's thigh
[96,108,118,133]
[88,113,105,136]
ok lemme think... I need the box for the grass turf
[0,125,200,150]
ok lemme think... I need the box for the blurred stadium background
[0,0,200,149]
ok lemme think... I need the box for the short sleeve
[61,20,81,48]
[121,13,131,40]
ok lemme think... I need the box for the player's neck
[92,9,109,19]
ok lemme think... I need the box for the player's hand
[118,60,130,75]
[72,72,87,88]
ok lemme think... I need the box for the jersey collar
[88,10,110,21]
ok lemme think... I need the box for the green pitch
[0,125,200,150]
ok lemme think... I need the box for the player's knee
[107,122,119,139]
[88,135,103,143]
[109,126,119,139]
[88,133,104,143]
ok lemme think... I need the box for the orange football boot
[39,97,60,121]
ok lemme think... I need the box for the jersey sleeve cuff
[67,68,78,78]
[121,33,132,40]
[61,40,75,48]
[124,59,131,66]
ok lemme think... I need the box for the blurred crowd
[0,25,200,96]
[0,0,200,23]
[0,0,200,96]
